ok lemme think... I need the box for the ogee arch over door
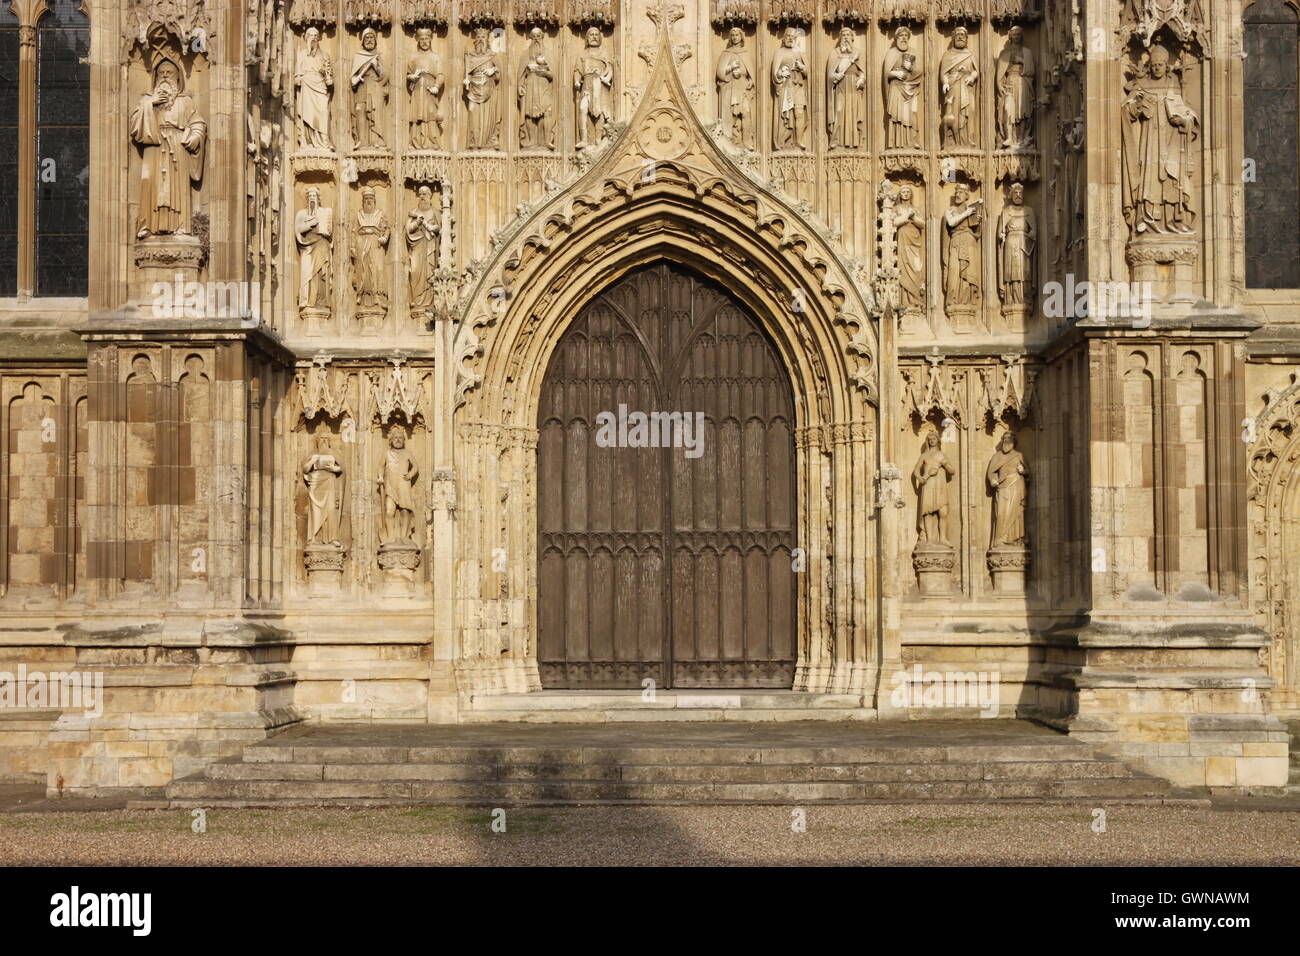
[536,262,797,689]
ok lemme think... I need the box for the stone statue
[349,26,388,149]
[1061,114,1085,256]
[912,430,955,547]
[294,26,333,149]
[406,185,441,318]
[1121,43,1199,236]
[940,26,978,149]
[771,27,809,151]
[378,428,418,544]
[303,434,344,546]
[891,185,926,315]
[350,186,390,316]
[574,27,614,149]
[407,27,445,150]
[295,187,333,311]
[997,182,1036,314]
[883,27,922,149]
[716,27,754,150]
[464,27,502,150]
[518,27,556,151]
[942,184,983,319]
[826,27,865,150]
[995,25,1036,149]
[129,54,207,239]
[986,431,1027,548]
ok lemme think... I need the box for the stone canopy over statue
[130,49,207,239]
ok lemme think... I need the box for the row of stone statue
[720,24,1037,152]
[304,430,417,548]
[913,429,1027,551]
[295,183,447,323]
[295,26,614,153]
[885,180,1035,322]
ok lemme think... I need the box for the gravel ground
[1,803,1297,866]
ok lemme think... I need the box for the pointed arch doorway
[536,261,798,689]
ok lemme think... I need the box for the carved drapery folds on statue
[295,27,334,150]
[378,428,418,545]
[771,27,809,151]
[351,187,391,326]
[518,27,557,150]
[407,28,446,150]
[302,433,347,593]
[464,28,503,150]
[130,40,208,287]
[996,25,1035,149]
[883,26,922,150]
[826,27,865,149]
[716,27,754,150]
[350,27,389,150]
[885,183,926,322]
[912,430,957,594]
[1121,43,1199,238]
[939,27,978,149]
[942,184,983,325]
[986,430,1029,592]
[574,27,615,150]
[406,183,453,323]
[296,187,334,324]
[997,182,1035,319]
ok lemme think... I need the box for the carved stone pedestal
[300,306,332,334]
[987,546,1029,594]
[133,235,202,302]
[356,307,386,332]
[1126,236,1199,302]
[377,541,421,596]
[913,545,956,595]
[303,544,345,596]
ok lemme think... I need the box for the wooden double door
[536,262,798,689]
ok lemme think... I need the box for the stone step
[457,707,878,724]
[204,757,1139,785]
[467,692,867,712]
[242,741,1100,766]
[165,775,1168,803]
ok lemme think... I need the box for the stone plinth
[987,546,1029,594]
[377,541,421,597]
[913,545,956,595]
[303,544,345,596]
[132,234,202,300]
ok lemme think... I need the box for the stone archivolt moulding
[1247,376,1300,688]
[451,31,879,415]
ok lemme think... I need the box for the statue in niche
[295,26,334,149]
[406,185,441,318]
[771,27,808,151]
[986,431,1028,548]
[942,183,983,318]
[350,26,388,149]
[716,27,754,150]
[1061,114,1085,257]
[912,430,956,547]
[574,27,614,149]
[130,52,207,239]
[1121,43,1199,236]
[464,27,502,150]
[940,26,978,149]
[295,187,334,311]
[997,182,1036,314]
[826,27,865,150]
[351,186,391,316]
[883,26,922,149]
[303,434,345,547]
[890,185,926,315]
[518,27,556,150]
[407,27,446,150]
[378,428,419,544]
[995,25,1036,149]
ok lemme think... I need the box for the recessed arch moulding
[447,34,885,698]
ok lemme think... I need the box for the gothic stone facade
[0,0,1297,793]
